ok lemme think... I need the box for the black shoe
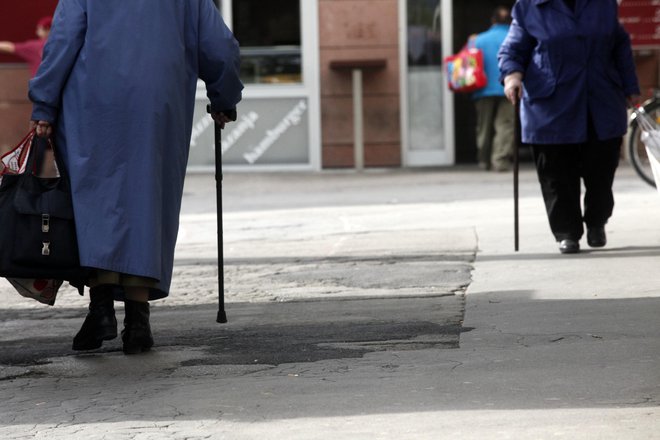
[122,300,154,355]
[72,285,118,351]
[559,239,580,254]
[587,227,607,248]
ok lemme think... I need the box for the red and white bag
[0,130,34,185]
[6,278,62,306]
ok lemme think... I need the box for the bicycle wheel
[628,101,660,188]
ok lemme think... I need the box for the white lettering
[243,101,307,164]
[189,111,259,155]
[223,111,259,154]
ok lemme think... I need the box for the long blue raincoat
[498,0,639,144]
[28,0,243,299]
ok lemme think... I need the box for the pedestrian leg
[531,144,584,241]
[581,137,621,229]
[491,97,515,171]
[122,287,154,355]
[475,97,496,169]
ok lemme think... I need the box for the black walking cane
[513,99,521,252]
[207,105,237,323]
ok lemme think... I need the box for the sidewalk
[0,165,658,439]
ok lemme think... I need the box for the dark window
[232,0,302,84]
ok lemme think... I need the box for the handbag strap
[24,133,71,182]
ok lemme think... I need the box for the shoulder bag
[0,132,86,285]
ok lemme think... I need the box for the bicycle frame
[628,89,660,187]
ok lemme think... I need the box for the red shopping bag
[444,46,487,93]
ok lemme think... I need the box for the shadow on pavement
[0,294,657,427]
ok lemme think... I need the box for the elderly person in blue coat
[499,0,639,254]
[29,0,243,353]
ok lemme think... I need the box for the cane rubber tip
[216,310,228,324]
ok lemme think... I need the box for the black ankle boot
[122,300,154,355]
[72,285,118,351]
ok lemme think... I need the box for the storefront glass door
[402,0,454,166]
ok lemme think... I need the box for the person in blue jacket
[499,0,639,254]
[472,6,514,172]
[29,0,243,353]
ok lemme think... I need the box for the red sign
[619,0,660,48]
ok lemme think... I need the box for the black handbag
[0,135,86,284]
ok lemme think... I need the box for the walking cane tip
[216,310,228,324]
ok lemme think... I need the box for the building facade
[1,0,658,171]
[196,0,457,171]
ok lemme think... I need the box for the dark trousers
[531,138,621,241]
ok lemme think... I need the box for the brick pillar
[318,0,401,168]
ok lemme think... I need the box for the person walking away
[0,16,52,77]
[499,0,639,254]
[29,0,243,354]
[472,6,515,172]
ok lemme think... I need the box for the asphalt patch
[0,295,465,369]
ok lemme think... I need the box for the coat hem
[80,261,168,300]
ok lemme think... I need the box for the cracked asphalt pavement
[0,166,658,439]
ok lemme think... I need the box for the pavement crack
[448,359,464,371]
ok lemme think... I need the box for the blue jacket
[29,0,243,299]
[498,0,639,144]
[472,24,510,100]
